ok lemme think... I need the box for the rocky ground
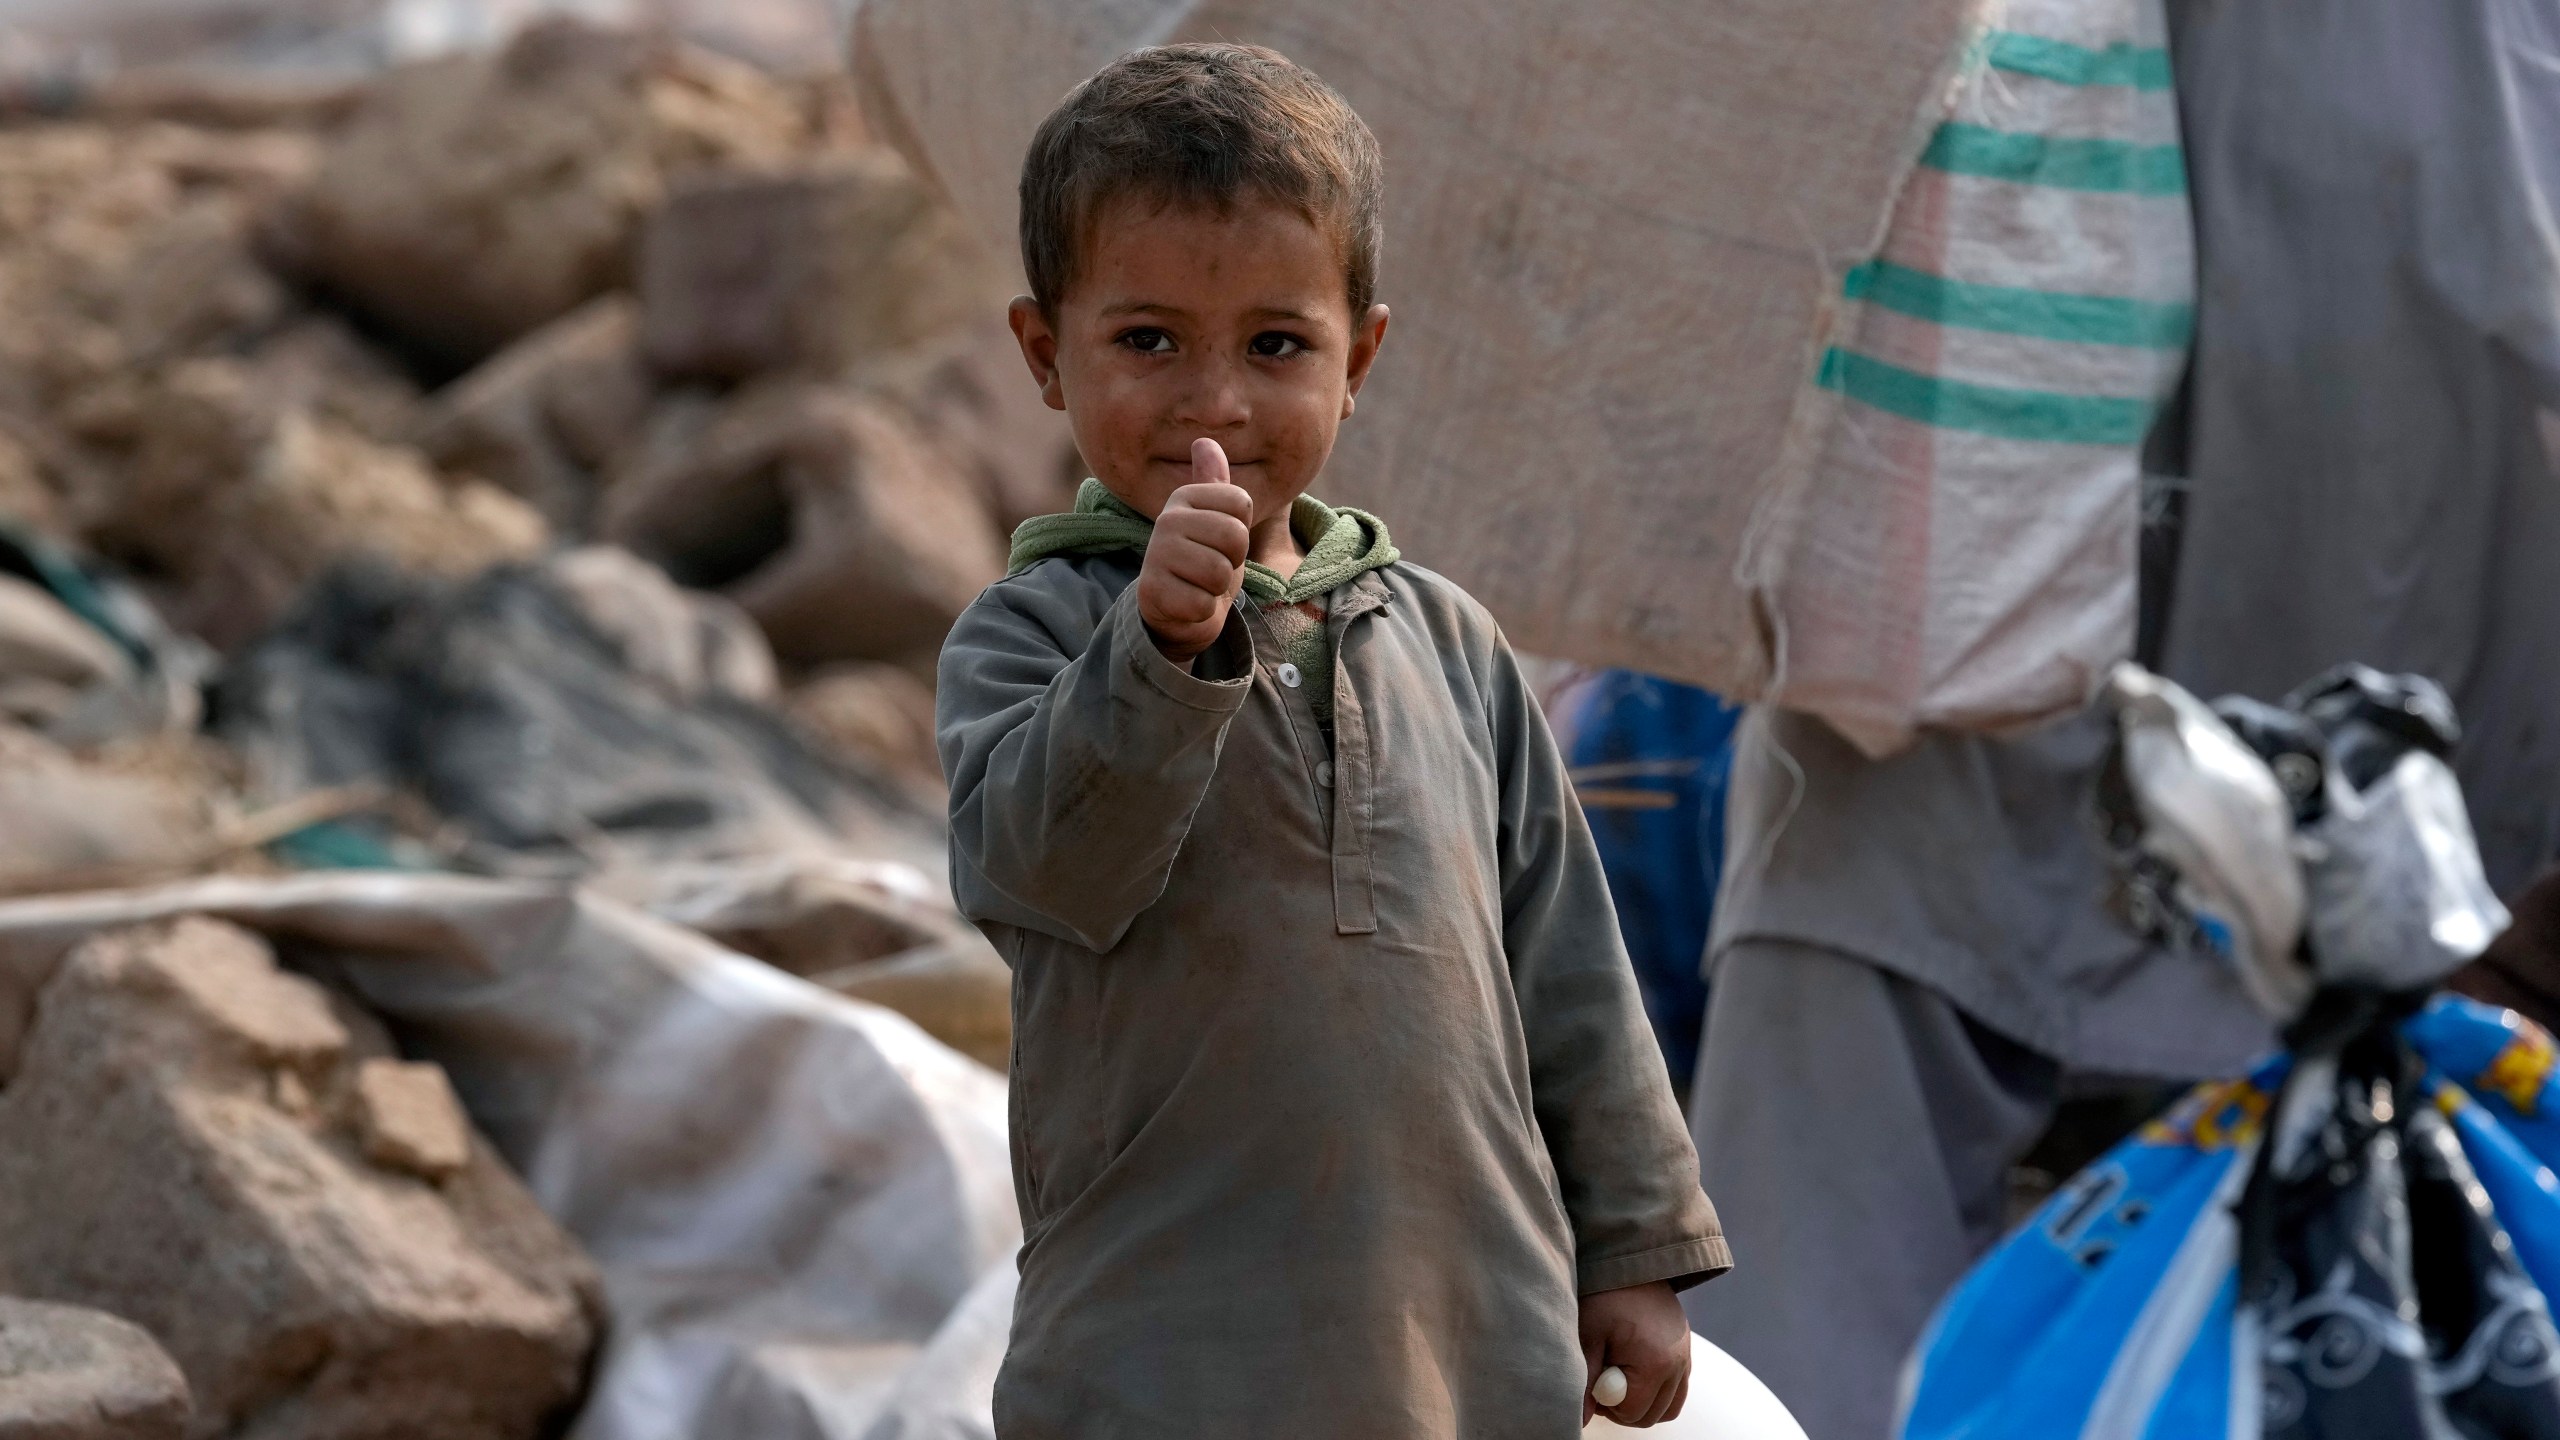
[0,17,1061,1435]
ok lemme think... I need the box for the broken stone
[244,317,428,448]
[823,944,1013,1074]
[638,152,996,383]
[111,912,349,1069]
[108,196,291,366]
[876,317,1083,531]
[652,860,1010,1071]
[785,662,943,800]
[0,916,600,1440]
[267,19,812,367]
[542,545,779,706]
[603,381,1006,667]
[0,122,319,434]
[72,359,547,651]
[0,430,63,538]
[352,1058,472,1182]
[418,297,655,532]
[0,1297,192,1440]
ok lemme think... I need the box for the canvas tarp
[850,0,1983,734]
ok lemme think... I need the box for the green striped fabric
[1842,260,2193,349]
[1816,349,2157,447]
[1815,22,2188,448]
[1920,124,2185,194]
[1984,31,2171,89]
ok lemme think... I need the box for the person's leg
[1682,939,2059,1440]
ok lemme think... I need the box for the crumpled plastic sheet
[0,872,1017,1440]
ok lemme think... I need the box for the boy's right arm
[937,573,1252,952]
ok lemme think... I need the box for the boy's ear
[1008,296,1068,412]
[1341,303,1391,419]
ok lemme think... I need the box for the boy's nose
[1170,356,1251,432]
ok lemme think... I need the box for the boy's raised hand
[1579,1281,1692,1428]
[1137,438,1253,662]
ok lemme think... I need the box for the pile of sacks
[0,17,1069,1438]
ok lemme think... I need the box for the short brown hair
[1019,43,1384,320]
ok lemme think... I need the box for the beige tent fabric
[852,0,1982,713]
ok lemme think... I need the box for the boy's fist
[1578,1281,1691,1427]
[1138,438,1253,662]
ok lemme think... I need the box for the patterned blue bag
[1901,997,2560,1440]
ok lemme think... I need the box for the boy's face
[1009,194,1390,527]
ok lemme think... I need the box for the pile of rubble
[0,17,1066,1439]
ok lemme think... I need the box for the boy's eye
[1117,327,1176,355]
[1249,331,1308,360]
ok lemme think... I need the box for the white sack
[853,0,2187,754]
[851,0,1980,724]
[0,873,1018,1440]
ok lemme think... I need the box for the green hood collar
[1007,478,1399,606]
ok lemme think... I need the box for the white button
[1315,760,1335,788]
[1276,662,1302,689]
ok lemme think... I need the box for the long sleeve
[937,572,1253,953]
[1486,636,1732,1294]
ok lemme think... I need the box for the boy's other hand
[1138,438,1253,662]
[1578,1281,1691,1428]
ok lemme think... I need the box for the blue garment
[1563,672,1740,1090]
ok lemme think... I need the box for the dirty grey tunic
[938,554,1727,1439]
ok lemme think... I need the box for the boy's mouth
[1154,455,1264,473]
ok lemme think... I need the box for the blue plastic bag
[1901,997,2560,1440]
[1901,1062,2278,1440]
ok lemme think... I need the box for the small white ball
[1593,1366,1629,1408]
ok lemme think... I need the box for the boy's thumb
[1190,436,1230,487]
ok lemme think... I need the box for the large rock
[0,123,319,409]
[0,1297,192,1440]
[540,545,778,706]
[647,858,1010,1072]
[603,382,1005,666]
[241,317,428,449]
[880,318,1081,531]
[637,153,994,383]
[267,20,811,367]
[0,917,600,1440]
[417,297,656,532]
[66,359,546,651]
[785,662,943,801]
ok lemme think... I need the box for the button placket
[1239,603,1333,830]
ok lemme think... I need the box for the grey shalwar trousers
[1682,940,2061,1440]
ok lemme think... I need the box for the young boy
[938,43,1728,1437]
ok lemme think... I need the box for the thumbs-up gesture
[1137,438,1254,662]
